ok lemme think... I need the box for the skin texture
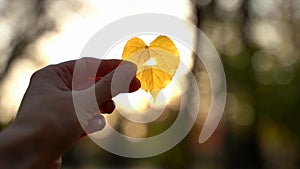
[0,58,140,169]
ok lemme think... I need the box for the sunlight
[144,58,157,66]
[0,59,37,124]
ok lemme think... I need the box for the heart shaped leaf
[122,35,180,101]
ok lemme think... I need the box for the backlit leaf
[122,35,180,101]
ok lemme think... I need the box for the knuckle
[30,65,57,82]
[100,77,112,92]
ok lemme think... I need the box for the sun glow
[145,58,157,66]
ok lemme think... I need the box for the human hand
[0,58,140,169]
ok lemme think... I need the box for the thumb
[95,62,138,106]
[73,62,139,132]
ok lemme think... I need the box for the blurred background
[0,0,300,168]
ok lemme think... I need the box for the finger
[73,61,139,131]
[54,58,129,90]
[98,76,140,114]
[84,114,106,134]
[98,77,140,114]
[57,57,137,79]
[56,58,123,76]
[95,62,138,106]
[71,58,124,90]
[80,114,106,138]
[129,77,141,92]
[33,58,131,90]
[99,99,115,114]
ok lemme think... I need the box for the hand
[0,58,140,169]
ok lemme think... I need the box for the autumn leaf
[122,35,180,101]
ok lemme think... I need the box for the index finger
[58,58,123,76]
[58,58,132,90]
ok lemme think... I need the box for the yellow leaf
[122,35,180,101]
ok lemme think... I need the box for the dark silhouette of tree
[0,0,81,84]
